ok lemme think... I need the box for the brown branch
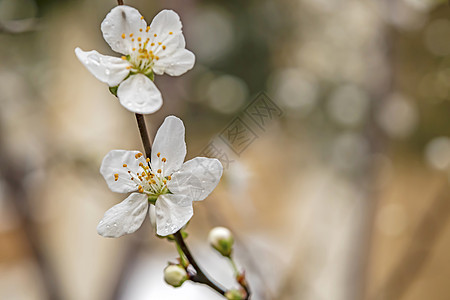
[135,114,152,158]
[173,231,227,296]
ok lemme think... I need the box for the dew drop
[106,225,110,228]
[113,223,118,227]
[105,68,111,75]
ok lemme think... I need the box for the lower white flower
[97,116,223,237]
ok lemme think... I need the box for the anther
[168,176,172,180]
[123,164,127,167]
[162,157,167,162]
[139,162,144,167]
[157,169,162,173]
[132,48,136,51]
[139,28,143,32]
[162,45,166,50]
[155,56,159,60]
[157,152,161,157]
[140,16,144,20]
[132,38,135,42]
[114,174,119,181]
[138,37,142,42]
[129,33,134,37]
[121,33,126,39]
[154,33,157,37]
[158,42,162,45]
[121,56,127,60]
[169,32,173,35]
[146,158,150,163]
[151,43,155,46]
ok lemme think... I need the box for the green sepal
[146,71,154,81]
[109,86,118,96]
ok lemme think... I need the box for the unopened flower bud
[225,289,244,300]
[208,226,234,257]
[164,265,188,288]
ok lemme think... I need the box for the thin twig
[135,114,152,158]
[174,231,227,296]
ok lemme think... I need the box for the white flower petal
[155,194,193,236]
[100,150,146,193]
[153,48,195,76]
[101,5,147,54]
[75,48,131,87]
[148,204,157,232]
[151,116,186,176]
[168,157,223,201]
[97,193,149,238]
[117,74,163,114]
[149,10,182,40]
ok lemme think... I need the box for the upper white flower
[98,116,223,237]
[75,6,195,114]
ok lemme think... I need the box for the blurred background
[0,0,450,299]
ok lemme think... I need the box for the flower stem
[135,113,152,158]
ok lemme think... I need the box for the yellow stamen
[114,173,119,181]
[157,169,162,173]
[157,152,161,157]
[132,48,136,51]
[146,26,150,32]
[169,31,173,35]
[162,157,167,162]
[151,42,155,46]
[146,158,150,163]
[162,45,166,50]
[154,33,157,37]
[140,16,144,20]
[131,38,135,42]
[121,56,127,60]
[139,28,143,32]
[129,33,134,37]
[158,42,162,45]
[121,33,126,39]
[168,176,172,180]
[138,37,142,42]
[123,164,127,167]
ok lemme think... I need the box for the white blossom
[97,116,223,237]
[75,6,195,114]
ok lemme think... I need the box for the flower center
[115,152,172,203]
[120,26,170,75]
